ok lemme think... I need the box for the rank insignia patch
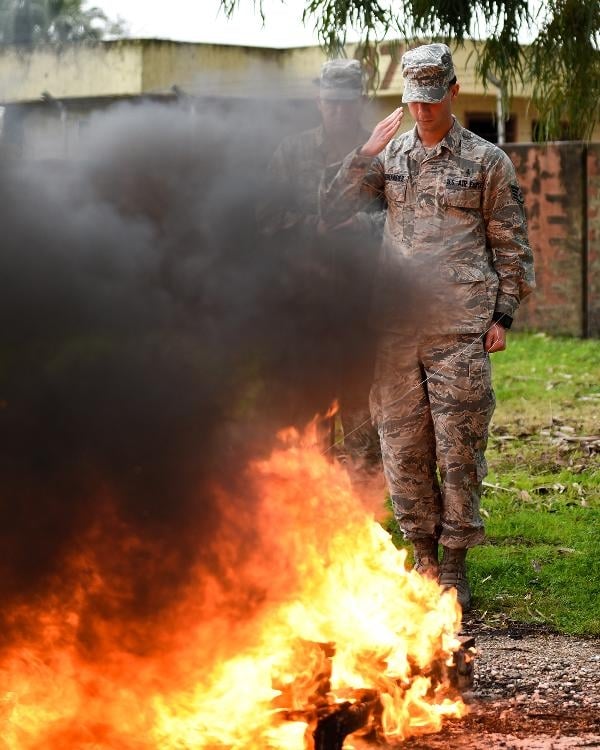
[510,184,525,204]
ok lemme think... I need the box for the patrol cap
[401,43,455,104]
[319,59,364,100]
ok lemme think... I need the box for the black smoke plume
[0,98,417,647]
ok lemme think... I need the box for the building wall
[1,38,599,141]
[2,98,128,160]
[587,144,600,337]
[0,41,143,102]
[141,40,285,97]
[504,142,600,337]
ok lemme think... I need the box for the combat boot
[440,547,471,611]
[412,538,439,580]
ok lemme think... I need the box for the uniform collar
[441,117,463,155]
[403,116,463,156]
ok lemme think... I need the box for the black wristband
[492,312,513,329]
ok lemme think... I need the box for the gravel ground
[468,622,600,710]
[398,621,600,749]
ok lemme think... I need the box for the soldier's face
[407,83,459,138]
[318,97,364,135]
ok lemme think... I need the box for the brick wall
[503,143,592,336]
[587,144,600,337]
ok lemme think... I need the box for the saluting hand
[359,107,404,158]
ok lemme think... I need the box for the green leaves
[223,0,600,141]
[528,0,600,141]
[0,0,124,45]
[303,0,391,57]
[406,0,475,38]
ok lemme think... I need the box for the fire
[0,415,467,749]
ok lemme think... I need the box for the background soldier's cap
[401,43,455,104]
[318,59,364,100]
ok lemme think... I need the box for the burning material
[0,415,468,749]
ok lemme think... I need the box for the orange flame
[0,416,466,749]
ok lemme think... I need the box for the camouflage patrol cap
[401,43,455,104]
[319,59,364,100]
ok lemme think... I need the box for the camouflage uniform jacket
[259,125,386,239]
[320,117,535,334]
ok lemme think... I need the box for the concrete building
[1,38,598,159]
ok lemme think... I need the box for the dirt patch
[393,625,600,748]
[399,704,600,748]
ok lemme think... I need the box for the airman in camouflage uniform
[260,60,385,470]
[320,44,535,609]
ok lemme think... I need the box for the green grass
[386,333,600,635]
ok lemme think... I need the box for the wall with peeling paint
[586,145,600,338]
[504,143,599,337]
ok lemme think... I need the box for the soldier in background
[259,59,385,472]
[320,44,535,610]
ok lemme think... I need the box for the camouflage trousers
[370,332,495,549]
[339,404,382,471]
[337,361,382,473]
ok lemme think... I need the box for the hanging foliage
[0,0,125,45]
[223,0,600,141]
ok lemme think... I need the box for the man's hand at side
[484,322,507,353]
[359,108,404,158]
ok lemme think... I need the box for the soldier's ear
[450,83,460,100]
